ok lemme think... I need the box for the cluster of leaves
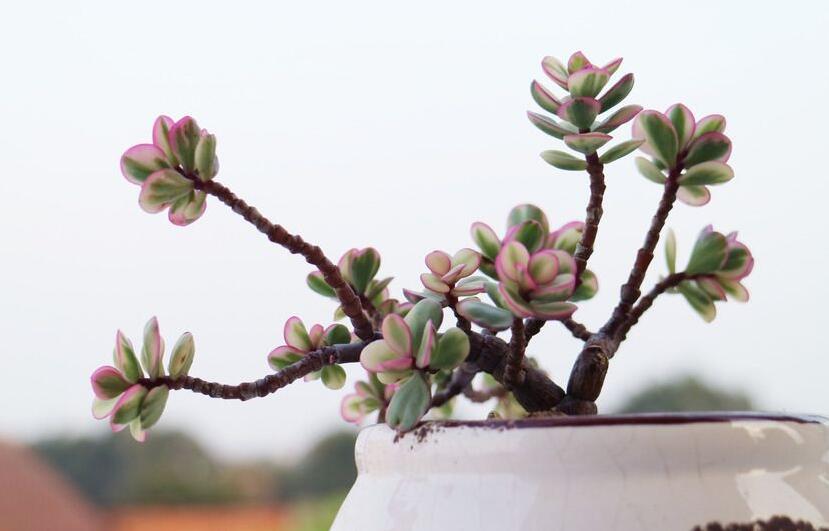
[90,318,195,441]
[633,107,733,206]
[528,51,644,168]
[307,247,411,321]
[359,300,470,430]
[268,318,354,389]
[120,116,218,225]
[456,205,598,330]
[665,226,754,321]
[340,374,396,424]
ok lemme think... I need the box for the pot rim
[405,411,828,432]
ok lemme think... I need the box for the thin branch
[430,362,478,408]
[573,152,607,281]
[445,292,472,334]
[525,316,592,342]
[526,152,607,341]
[504,318,526,388]
[619,272,689,338]
[138,340,370,400]
[189,176,375,341]
[561,317,593,341]
[463,385,507,403]
[601,166,682,339]
[559,164,684,413]
[138,327,567,413]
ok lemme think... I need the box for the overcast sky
[2,1,828,460]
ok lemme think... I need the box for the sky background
[2,1,828,460]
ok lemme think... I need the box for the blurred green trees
[34,430,357,507]
[615,374,753,413]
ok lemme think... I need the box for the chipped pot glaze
[331,413,829,530]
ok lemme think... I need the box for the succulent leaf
[386,372,431,431]
[540,150,588,171]
[599,139,644,163]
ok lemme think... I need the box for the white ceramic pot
[331,413,829,530]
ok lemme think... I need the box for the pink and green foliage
[268,318,353,389]
[307,248,410,321]
[340,375,397,425]
[120,116,218,226]
[459,204,597,329]
[91,317,194,442]
[529,52,644,169]
[665,227,754,322]
[359,299,470,430]
[632,106,732,206]
[92,50,754,440]
[419,249,484,298]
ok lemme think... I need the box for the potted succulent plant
[91,51,829,530]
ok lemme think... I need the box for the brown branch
[503,318,526,388]
[445,292,472,334]
[558,163,684,414]
[463,385,507,403]
[619,272,689,338]
[189,177,374,341]
[138,327,566,413]
[138,339,371,400]
[526,152,606,341]
[430,362,479,408]
[574,152,607,281]
[561,317,593,341]
[600,166,682,339]
[525,316,592,342]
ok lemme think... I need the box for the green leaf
[307,272,336,298]
[168,332,195,379]
[561,98,600,129]
[564,133,612,155]
[527,111,572,139]
[512,221,546,253]
[321,365,347,390]
[470,222,501,261]
[386,372,431,431]
[540,150,588,171]
[676,185,711,207]
[114,331,142,383]
[456,298,513,331]
[141,317,164,379]
[598,73,634,112]
[684,132,731,167]
[366,277,393,301]
[138,169,194,214]
[507,204,549,233]
[111,385,149,426]
[567,68,609,98]
[349,248,381,294]
[530,80,561,114]
[636,111,678,168]
[430,328,470,371]
[665,229,677,274]
[324,324,352,345]
[677,281,716,322]
[666,104,695,149]
[570,270,598,302]
[139,385,169,429]
[403,299,443,353]
[635,157,667,184]
[678,161,734,186]
[194,133,218,181]
[599,139,644,164]
[686,229,728,275]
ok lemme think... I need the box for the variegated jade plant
[91,51,753,441]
